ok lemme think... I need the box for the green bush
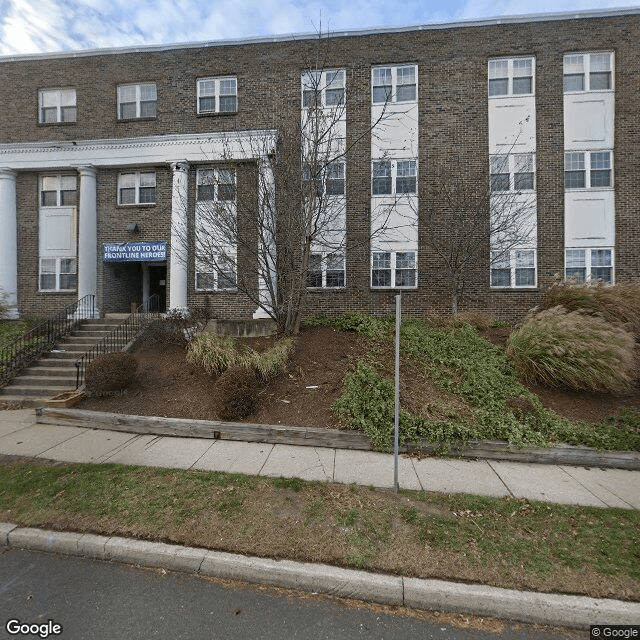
[506,306,635,392]
[214,366,260,420]
[540,281,640,336]
[85,352,138,395]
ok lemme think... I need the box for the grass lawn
[0,320,30,346]
[0,460,638,601]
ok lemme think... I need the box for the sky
[0,0,637,56]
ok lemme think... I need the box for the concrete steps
[0,316,126,407]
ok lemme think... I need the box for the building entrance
[146,265,167,312]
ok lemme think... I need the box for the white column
[0,168,18,319]
[254,156,276,319]
[77,166,99,318]
[169,161,189,310]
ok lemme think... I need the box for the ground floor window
[195,255,236,291]
[307,252,345,288]
[39,257,77,291]
[490,249,536,288]
[565,248,613,283]
[371,251,417,288]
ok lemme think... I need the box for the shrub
[214,366,260,420]
[240,337,294,380]
[506,306,635,392]
[85,352,138,395]
[187,333,237,375]
[424,310,499,331]
[540,281,640,337]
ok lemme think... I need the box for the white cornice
[0,130,278,171]
[0,8,638,63]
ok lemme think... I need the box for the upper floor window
[372,160,416,195]
[197,169,236,201]
[566,248,613,283]
[196,255,237,291]
[197,77,237,114]
[304,162,345,198]
[39,89,76,124]
[118,83,157,120]
[490,153,535,192]
[564,151,612,189]
[488,57,534,97]
[118,172,156,205]
[40,175,77,207]
[302,70,345,108]
[564,52,613,92]
[372,65,417,104]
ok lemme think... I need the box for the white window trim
[564,150,613,191]
[196,168,236,201]
[371,250,418,289]
[488,57,535,98]
[38,88,77,124]
[490,153,536,192]
[39,257,77,292]
[490,249,537,289]
[563,51,614,93]
[40,174,77,208]
[307,252,346,289]
[371,64,417,104]
[301,69,346,109]
[565,247,614,284]
[195,254,237,291]
[117,83,157,120]
[117,171,156,206]
[197,76,238,114]
[371,159,417,196]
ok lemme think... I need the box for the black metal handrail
[0,295,95,388]
[74,295,160,389]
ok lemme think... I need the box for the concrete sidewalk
[1,408,639,509]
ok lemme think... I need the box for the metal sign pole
[393,293,401,493]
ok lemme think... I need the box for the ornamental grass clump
[186,333,237,375]
[540,281,640,337]
[506,306,635,392]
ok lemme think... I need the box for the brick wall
[3,13,639,323]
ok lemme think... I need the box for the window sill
[490,286,538,291]
[306,287,346,292]
[197,111,238,117]
[564,187,613,193]
[370,286,418,291]
[37,121,77,127]
[488,93,534,99]
[195,289,238,293]
[116,203,157,208]
[38,290,77,294]
[117,117,157,123]
[563,89,614,95]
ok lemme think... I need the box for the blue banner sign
[103,242,167,262]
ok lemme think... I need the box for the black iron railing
[74,295,160,389]
[0,295,95,388]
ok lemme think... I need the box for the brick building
[0,8,637,322]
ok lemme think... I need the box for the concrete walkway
[1,409,639,509]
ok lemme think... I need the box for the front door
[148,265,167,312]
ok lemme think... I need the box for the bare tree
[423,145,537,314]
[177,36,406,335]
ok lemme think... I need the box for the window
[118,172,156,205]
[302,70,345,108]
[304,162,345,198]
[371,251,417,288]
[565,248,613,283]
[197,77,237,114]
[488,57,534,97]
[39,257,77,292]
[564,151,612,189]
[39,89,76,123]
[195,256,236,291]
[490,249,536,288]
[564,52,613,92]
[197,169,236,201]
[372,160,417,195]
[307,252,345,288]
[40,175,77,207]
[490,154,535,192]
[118,83,157,119]
[372,65,416,104]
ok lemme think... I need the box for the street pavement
[0,409,638,509]
[1,407,639,632]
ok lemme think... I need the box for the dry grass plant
[506,306,635,392]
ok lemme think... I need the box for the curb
[2,522,638,630]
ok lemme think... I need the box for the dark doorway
[148,265,167,312]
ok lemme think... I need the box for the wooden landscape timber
[35,407,640,470]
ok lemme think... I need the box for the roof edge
[1,6,639,63]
